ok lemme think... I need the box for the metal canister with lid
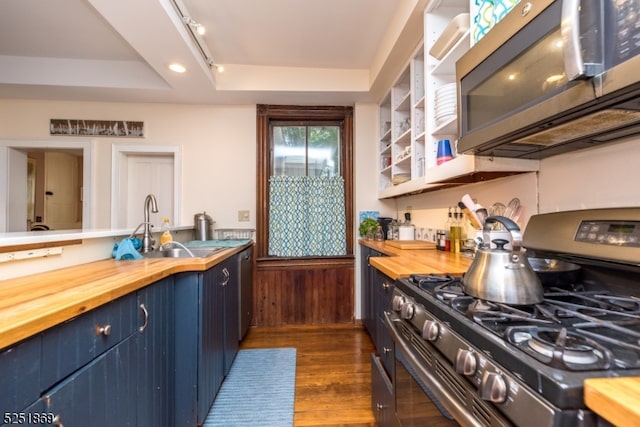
[194,212,214,241]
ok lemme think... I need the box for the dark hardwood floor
[240,323,376,426]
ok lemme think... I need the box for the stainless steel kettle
[462,216,543,305]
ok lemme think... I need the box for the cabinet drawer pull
[96,324,112,336]
[222,267,230,286]
[139,303,149,333]
[52,414,63,427]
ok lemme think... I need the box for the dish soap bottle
[160,217,173,246]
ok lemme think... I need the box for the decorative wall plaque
[50,119,145,137]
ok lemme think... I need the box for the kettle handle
[483,216,523,252]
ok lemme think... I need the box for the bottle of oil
[444,207,452,252]
[450,207,461,253]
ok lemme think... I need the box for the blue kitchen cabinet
[174,266,224,427]
[174,255,240,427]
[374,269,394,375]
[0,277,175,427]
[41,292,138,389]
[0,336,42,423]
[44,333,138,427]
[220,256,239,375]
[371,353,394,427]
[136,277,175,427]
[360,245,384,341]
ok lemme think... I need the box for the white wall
[393,136,640,235]
[354,102,396,318]
[0,100,257,230]
[3,97,639,308]
[538,138,640,212]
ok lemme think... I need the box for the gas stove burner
[545,289,640,315]
[409,273,455,285]
[508,326,612,370]
[408,274,462,296]
[451,297,553,330]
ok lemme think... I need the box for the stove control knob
[480,372,508,403]
[400,303,415,320]
[392,295,406,312]
[455,349,477,376]
[422,320,440,341]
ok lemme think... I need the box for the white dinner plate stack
[434,83,457,127]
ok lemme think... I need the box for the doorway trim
[0,138,93,232]
[111,144,182,229]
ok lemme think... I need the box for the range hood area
[456,0,640,160]
[468,83,640,159]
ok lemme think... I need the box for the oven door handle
[383,311,486,427]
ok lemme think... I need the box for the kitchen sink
[143,246,226,258]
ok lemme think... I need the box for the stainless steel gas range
[385,208,640,427]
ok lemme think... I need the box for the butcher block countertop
[0,244,250,351]
[360,239,640,425]
[584,377,640,427]
[360,239,472,279]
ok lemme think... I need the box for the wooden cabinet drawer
[43,334,138,427]
[41,293,137,388]
[371,353,394,427]
[0,336,41,416]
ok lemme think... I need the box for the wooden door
[44,151,81,230]
[5,148,28,232]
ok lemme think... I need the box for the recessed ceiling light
[169,63,187,73]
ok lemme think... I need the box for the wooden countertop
[0,244,250,351]
[361,239,640,424]
[585,377,640,427]
[360,239,472,279]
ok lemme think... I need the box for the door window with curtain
[269,122,346,256]
[256,104,354,260]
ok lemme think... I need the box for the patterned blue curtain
[268,176,346,257]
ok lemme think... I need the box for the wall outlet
[238,210,250,222]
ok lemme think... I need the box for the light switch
[238,210,250,222]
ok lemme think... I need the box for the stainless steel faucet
[142,194,159,253]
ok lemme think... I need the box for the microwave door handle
[561,0,585,80]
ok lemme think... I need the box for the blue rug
[203,348,297,427]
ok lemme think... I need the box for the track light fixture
[171,0,222,74]
[206,59,224,73]
[182,16,206,35]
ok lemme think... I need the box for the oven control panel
[575,220,640,247]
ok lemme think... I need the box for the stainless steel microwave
[456,0,640,159]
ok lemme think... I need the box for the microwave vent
[511,109,640,147]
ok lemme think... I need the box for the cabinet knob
[376,403,387,411]
[382,281,390,290]
[96,324,112,336]
[383,347,392,355]
[52,414,63,427]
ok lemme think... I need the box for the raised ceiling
[0,0,429,105]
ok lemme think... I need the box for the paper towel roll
[398,225,415,240]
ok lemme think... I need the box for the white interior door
[123,154,175,229]
[6,148,28,232]
[44,151,82,230]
